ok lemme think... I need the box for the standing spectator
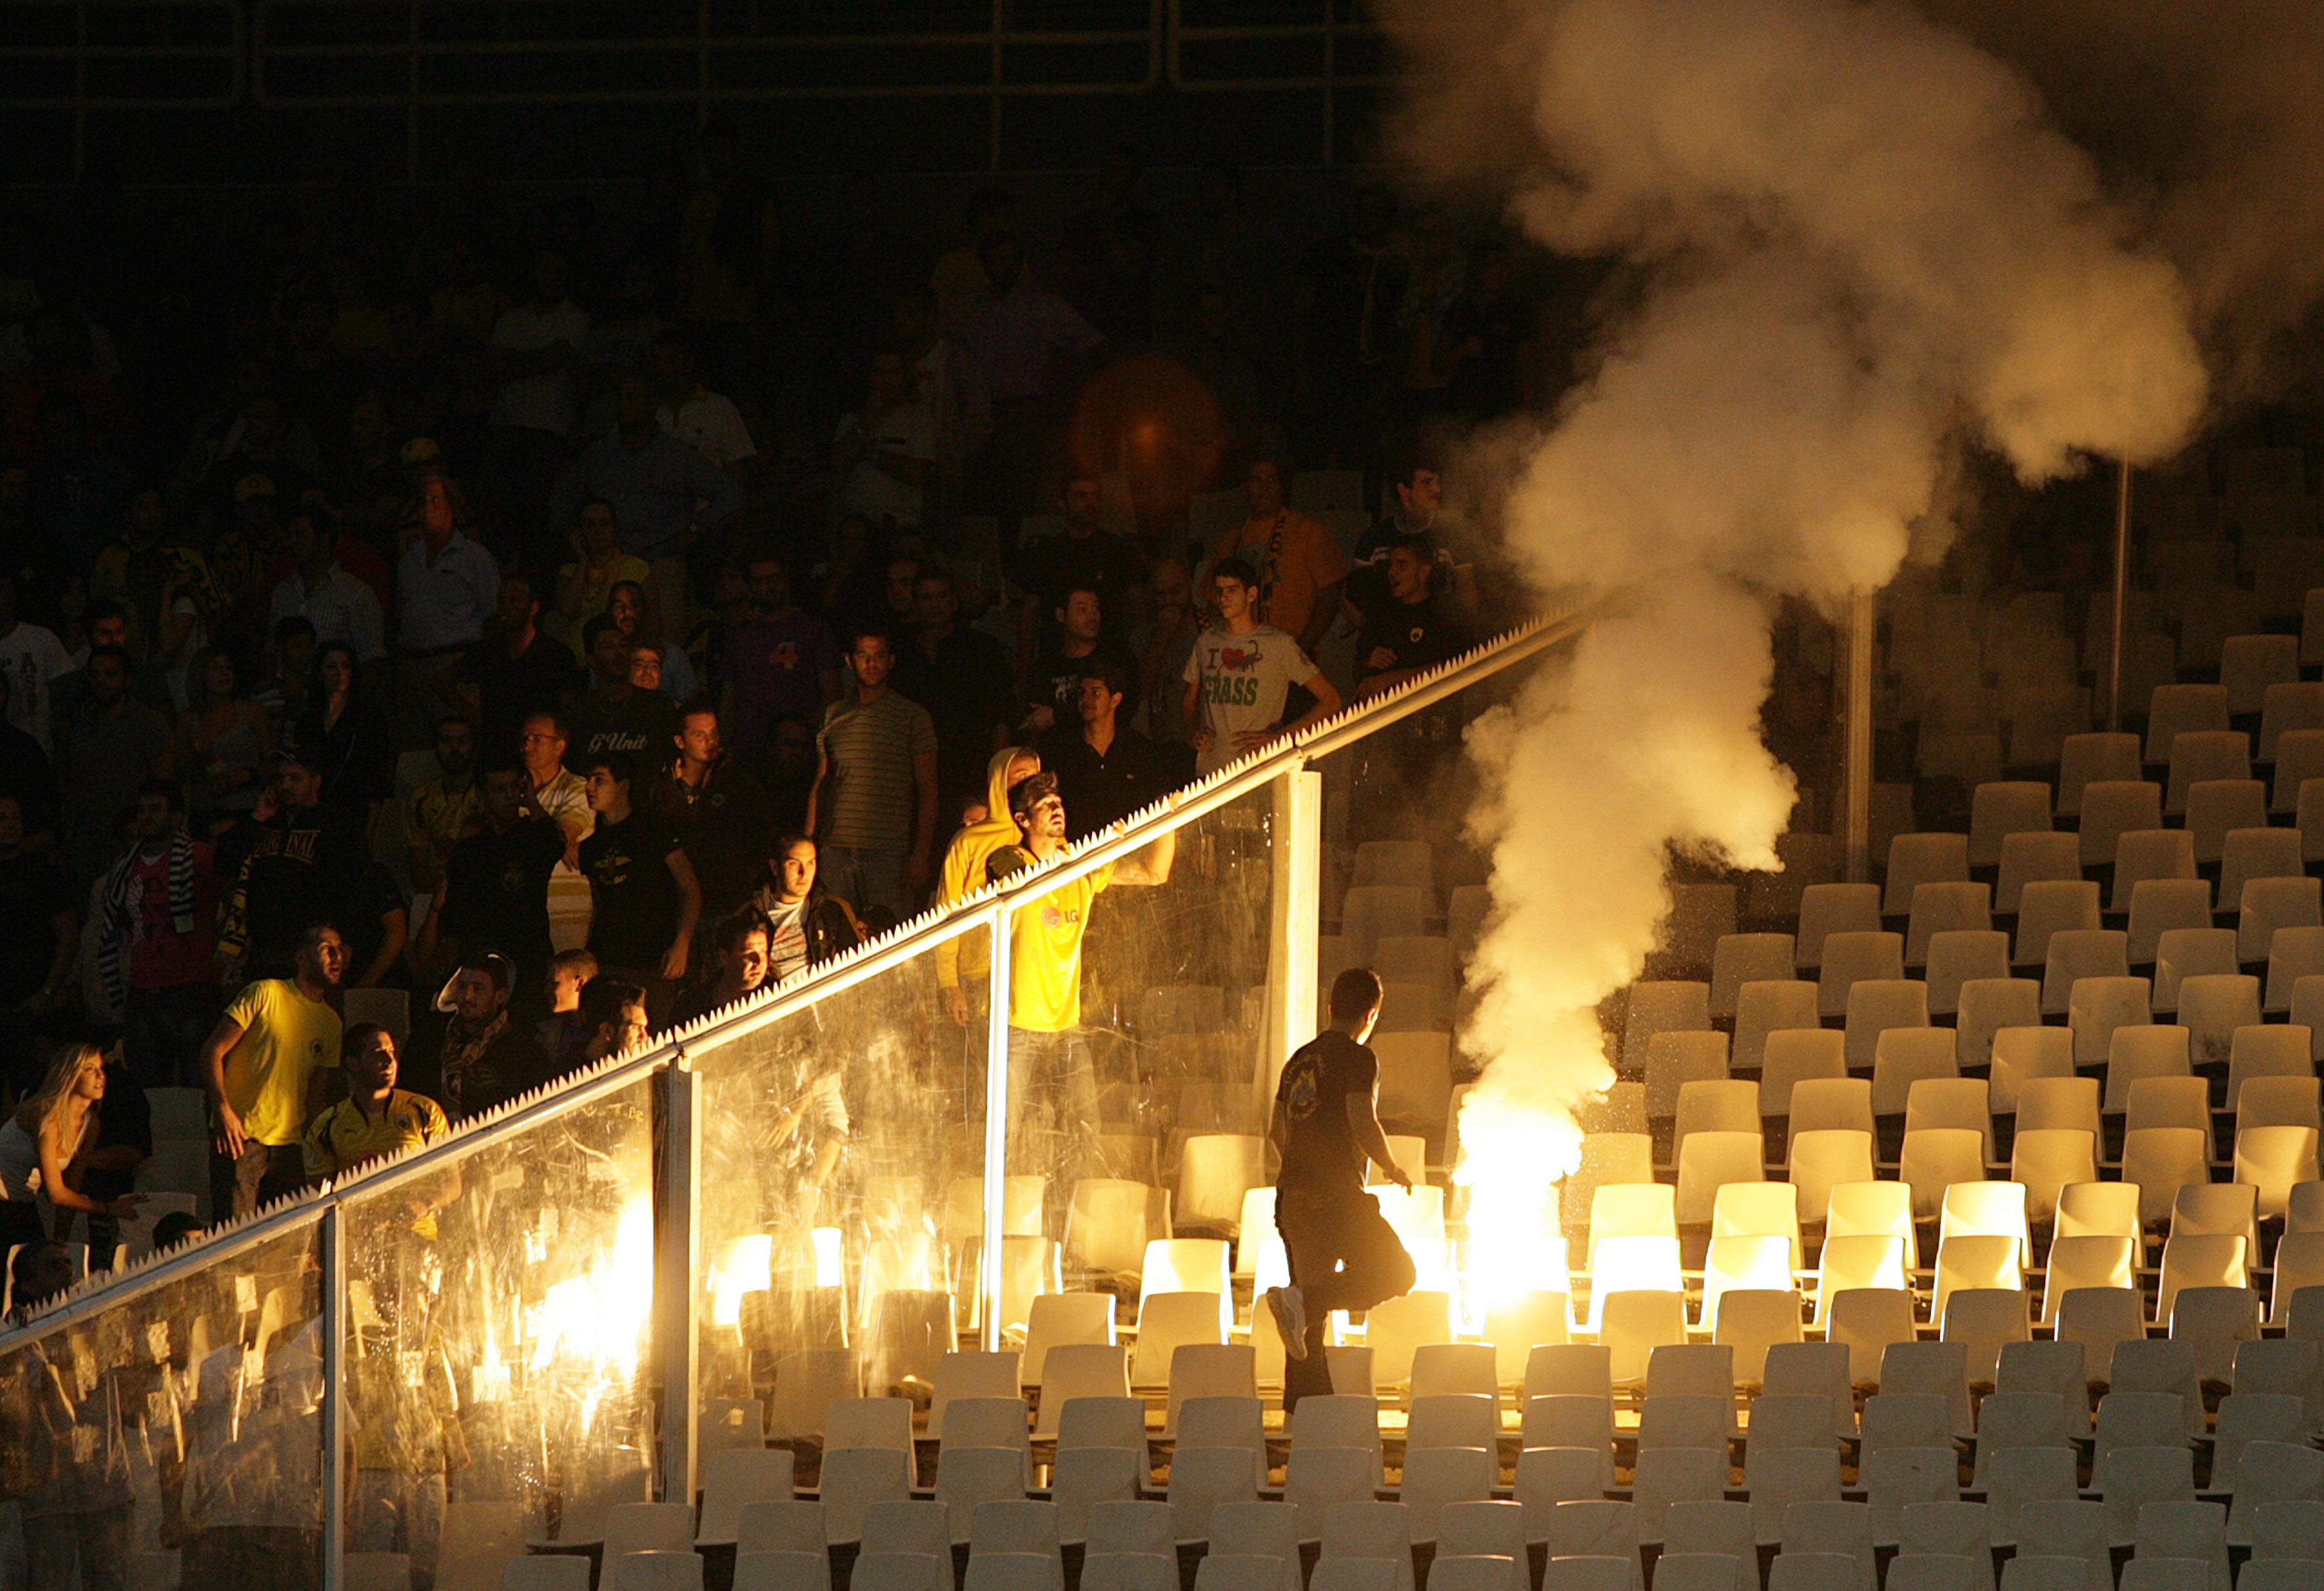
[1134,557,1202,757]
[573,976,649,1067]
[648,328,756,482]
[892,567,1017,812]
[807,628,939,922]
[1025,585,1136,733]
[668,911,773,1025]
[176,646,275,831]
[256,613,319,741]
[1355,533,1474,695]
[418,760,565,998]
[935,747,1040,1028]
[0,1044,145,1253]
[403,715,481,894]
[300,1023,453,1206]
[426,951,550,1118]
[947,232,1105,522]
[518,710,596,954]
[762,713,817,836]
[931,186,1018,314]
[744,835,865,983]
[895,285,987,481]
[96,781,222,1088]
[1042,657,1171,838]
[578,751,702,1018]
[549,495,649,651]
[1292,184,1400,466]
[217,749,367,979]
[446,571,581,763]
[0,571,71,752]
[198,920,346,1218]
[550,369,743,636]
[0,795,76,1095]
[1207,455,1348,657]
[1182,559,1343,778]
[1021,474,1146,639]
[297,640,394,823]
[1348,455,1462,614]
[396,468,499,744]
[723,550,842,762]
[606,578,699,700]
[667,697,777,923]
[342,858,410,993]
[481,247,589,537]
[568,617,680,760]
[0,670,60,838]
[268,510,386,663]
[60,643,174,882]
[833,348,937,530]
[991,772,1173,1184]
[28,390,134,575]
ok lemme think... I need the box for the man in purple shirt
[946,232,1105,526]
[720,548,842,766]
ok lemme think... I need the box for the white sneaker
[1266,1286,1309,1359]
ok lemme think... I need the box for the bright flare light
[1451,1086,1587,1316]
[526,1195,655,1420]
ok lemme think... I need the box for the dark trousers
[211,1140,308,1222]
[125,982,224,1089]
[1276,1182,1416,1411]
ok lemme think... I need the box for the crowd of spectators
[0,132,1554,1287]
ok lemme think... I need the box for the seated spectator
[745,835,865,984]
[605,577,699,700]
[573,975,649,1069]
[648,328,756,482]
[427,951,550,1119]
[1042,657,1171,838]
[296,640,394,823]
[1206,454,1348,657]
[518,709,596,949]
[669,910,773,1026]
[1133,557,1201,764]
[537,947,598,1069]
[579,750,702,1015]
[254,613,318,737]
[550,369,742,619]
[0,571,74,753]
[721,549,842,765]
[447,571,581,764]
[198,920,347,1218]
[4,1243,74,1323]
[60,641,174,882]
[549,495,648,651]
[569,615,680,760]
[418,759,565,997]
[150,1210,203,1250]
[301,1023,456,1233]
[176,646,275,829]
[666,697,776,922]
[891,566,1017,815]
[216,748,367,980]
[1355,533,1474,695]
[403,714,482,895]
[396,466,500,745]
[268,508,386,663]
[833,348,937,530]
[1025,584,1137,733]
[96,781,222,1088]
[0,1043,145,1254]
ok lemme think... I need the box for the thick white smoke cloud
[1369,0,2212,1282]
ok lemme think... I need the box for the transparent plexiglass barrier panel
[0,1222,325,1591]
[693,937,979,1453]
[339,1076,656,1579]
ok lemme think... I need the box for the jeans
[818,844,908,922]
[211,1140,308,1223]
[24,1502,128,1591]
[1004,1027,1100,1211]
[1276,1184,1416,1411]
[125,983,224,1090]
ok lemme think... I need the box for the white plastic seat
[1760,1342,1856,1437]
[1885,833,1971,915]
[1404,1393,1496,1455]
[2010,1130,2098,1226]
[1283,1448,1381,1544]
[2127,879,2216,967]
[696,1450,800,1547]
[819,1448,915,1544]
[1873,1029,1962,1117]
[1788,1132,1877,1228]
[2229,1023,2314,1111]
[1424,1560,1523,1591]
[1983,1455,2083,1553]
[1907,1076,1992,1163]
[2224,833,2312,927]
[1861,1445,1959,1547]
[1880,1340,1973,1437]
[2006,1498,2111,1590]
[1316,1500,1415,1591]
[937,1449,1030,1544]
[2060,733,2142,814]
[1623,981,1712,1068]
[1796,884,1883,969]
[2096,1445,2198,1547]
[2068,974,2153,1065]
[1193,1556,1288,1591]
[2185,781,2270,863]
[2236,1126,2319,1220]
[2081,781,2165,866]
[1631,1447,1726,1546]
[2239,875,2323,963]
[1924,932,2010,1017]
[1712,932,1795,1016]
[2167,732,2253,814]
[1167,1448,1262,1544]
[2181,975,2266,1065]
[1396,1447,1494,1543]
[731,1554,833,1591]
[1826,1289,1917,1384]
[1901,1129,1988,1221]
[1969,783,2052,869]
[1906,883,1992,966]
[961,1557,1056,1591]
[1433,1501,1528,1565]
[1821,938,1907,1021]
[1825,1178,1916,1262]
[2043,927,2131,1015]
[1955,978,2041,1069]
[1989,1028,2075,1115]
[1778,1500,1875,1591]
[1644,1032,1732,1122]
[1734,981,1822,1070]
[2213,1394,2311,1493]
[2015,880,2103,969]
[1511,1449,1607,1543]
[2228,1445,2324,1547]
[609,1556,704,1591]
[1202,1513,1301,1591]
[1675,1132,1763,1227]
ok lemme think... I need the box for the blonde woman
[0,1044,142,1251]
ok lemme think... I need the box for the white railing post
[1269,767,1324,1106]
[980,903,1013,1350]
[319,1201,346,1591]
[656,1056,701,1508]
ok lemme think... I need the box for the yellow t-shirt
[222,980,342,1146]
[1006,861,1114,1033]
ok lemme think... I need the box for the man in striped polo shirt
[805,625,939,922]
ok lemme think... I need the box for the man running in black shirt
[1263,966,1416,1411]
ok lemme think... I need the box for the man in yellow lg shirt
[989,770,1173,1188]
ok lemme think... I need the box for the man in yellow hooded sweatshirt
[937,745,1042,1027]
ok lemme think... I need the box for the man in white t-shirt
[0,574,71,753]
[647,329,756,482]
[833,349,937,529]
[1182,558,1343,777]
[487,249,590,439]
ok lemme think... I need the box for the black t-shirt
[441,817,565,981]
[340,860,411,984]
[1023,530,1147,638]
[1273,1028,1377,1195]
[579,812,685,969]
[455,629,582,762]
[1355,592,1473,682]
[667,760,779,922]
[0,854,72,1004]
[568,689,680,764]
[1028,637,1139,725]
[228,806,369,972]
[1040,723,1172,839]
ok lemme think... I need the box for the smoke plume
[1372,0,2218,1289]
